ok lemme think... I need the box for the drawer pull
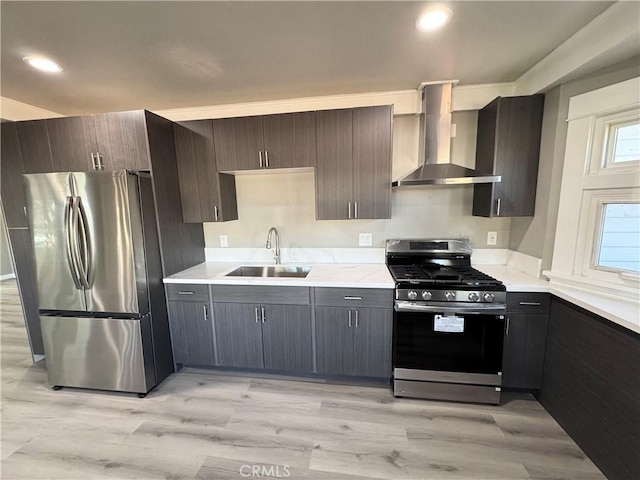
[178,291,195,295]
[344,296,363,300]
[519,302,541,306]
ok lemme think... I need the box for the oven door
[393,301,505,383]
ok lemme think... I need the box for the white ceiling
[0,1,625,116]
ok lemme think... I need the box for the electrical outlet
[359,233,373,247]
[487,231,497,246]
[219,235,228,247]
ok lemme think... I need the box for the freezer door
[41,315,156,393]
[23,173,86,312]
[73,171,148,315]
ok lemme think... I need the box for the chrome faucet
[265,227,280,264]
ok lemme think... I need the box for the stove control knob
[445,291,456,301]
[407,290,418,300]
[483,292,495,302]
[422,291,432,300]
[468,292,479,302]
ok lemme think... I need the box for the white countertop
[163,262,395,289]
[550,285,639,334]
[474,265,550,292]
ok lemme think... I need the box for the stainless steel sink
[225,265,311,278]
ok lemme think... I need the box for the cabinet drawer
[507,292,550,314]
[211,285,310,305]
[166,284,210,302]
[314,288,393,309]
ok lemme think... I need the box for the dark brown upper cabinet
[213,112,316,171]
[315,105,393,220]
[173,120,238,223]
[16,111,151,173]
[472,94,544,217]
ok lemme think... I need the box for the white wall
[203,110,511,250]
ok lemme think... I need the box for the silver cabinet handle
[344,296,362,300]
[178,291,194,295]
[203,304,208,321]
[348,310,352,328]
[259,151,264,168]
[506,317,510,336]
[23,206,27,218]
[261,306,265,323]
[355,310,359,328]
[496,198,501,216]
[214,205,219,221]
[519,302,541,306]
[91,153,98,170]
[348,202,352,219]
[354,202,358,219]
[265,151,269,168]
[255,306,260,323]
[99,153,105,170]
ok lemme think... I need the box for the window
[606,120,640,166]
[595,203,640,273]
[549,77,640,299]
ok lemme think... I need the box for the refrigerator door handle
[70,196,90,289]
[76,196,92,288]
[65,196,83,289]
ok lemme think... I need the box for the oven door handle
[395,301,506,315]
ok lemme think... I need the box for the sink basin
[225,265,311,278]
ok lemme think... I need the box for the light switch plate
[220,235,229,247]
[487,231,497,246]
[359,233,373,247]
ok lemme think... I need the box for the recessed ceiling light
[416,7,452,32]
[23,56,63,73]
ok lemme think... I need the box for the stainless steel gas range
[386,239,507,405]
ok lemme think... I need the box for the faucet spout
[265,227,280,265]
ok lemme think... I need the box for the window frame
[549,77,640,299]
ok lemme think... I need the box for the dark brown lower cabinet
[502,313,549,389]
[539,297,640,480]
[315,306,392,378]
[213,302,313,373]
[167,300,215,367]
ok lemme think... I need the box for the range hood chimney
[392,81,501,186]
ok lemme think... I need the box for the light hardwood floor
[0,280,605,479]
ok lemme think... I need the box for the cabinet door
[352,308,392,377]
[1,123,28,228]
[261,304,313,373]
[473,95,544,217]
[493,95,544,217]
[315,306,353,375]
[46,116,97,171]
[352,106,392,220]
[315,109,353,220]
[262,112,316,168]
[174,121,238,223]
[502,313,549,389]
[213,116,264,171]
[93,111,150,171]
[174,121,220,223]
[15,121,55,173]
[167,301,215,366]
[213,302,264,368]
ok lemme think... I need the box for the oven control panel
[396,289,506,303]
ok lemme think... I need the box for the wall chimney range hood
[392,81,501,186]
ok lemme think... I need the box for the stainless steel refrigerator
[23,170,173,394]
